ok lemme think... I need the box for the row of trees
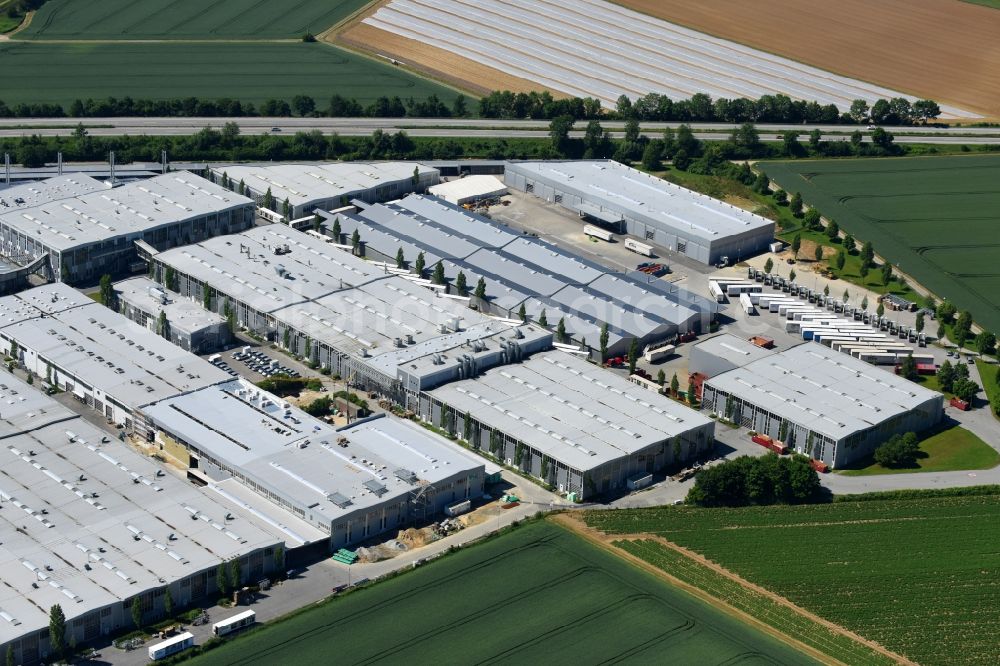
[0,93,467,120]
[485,90,942,126]
[686,454,822,507]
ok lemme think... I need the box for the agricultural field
[766,155,1000,333]
[352,0,975,117]
[192,521,814,665]
[16,0,370,40]
[586,490,1000,665]
[619,0,1000,118]
[0,42,461,108]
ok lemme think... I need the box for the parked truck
[583,224,614,242]
[624,238,654,257]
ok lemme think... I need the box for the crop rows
[191,521,812,665]
[767,155,1000,333]
[587,494,1000,665]
[616,539,893,666]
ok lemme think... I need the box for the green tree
[774,189,788,205]
[131,597,142,629]
[98,273,114,307]
[395,247,405,269]
[803,208,821,230]
[351,229,361,253]
[826,219,840,240]
[686,381,697,405]
[431,262,445,285]
[861,296,869,312]
[835,250,846,271]
[283,327,291,350]
[763,257,773,274]
[952,377,979,403]
[657,368,666,387]
[164,586,174,618]
[874,433,920,468]
[6,644,12,666]
[752,170,770,194]
[517,303,527,322]
[556,317,567,343]
[789,192,803,217]
[881,263,893,286]
[627,338,639,375]
[157,310,168,339]
[229,558,242,591]
[876,301,885,317]
[331,216,342,242]
[474,277,487,300]
[791,234,801,258]
[282,198,290,220]
[217,562,229,596]
[789,269,796,283]
[937,360,956,393]
[899,354,918,382]
[452,95,468,118]
[49,604,67,661]
[823,284,830,297]
[412,165,420,186]
[813,244,823,262]
[455,271,468,296]
[860,241,875,267]
[672,148,691,171]
[974,331,996,357]
[859,263,869,281]
[238,179,246,196]
[915,312,925,333]
[599,322,609,360]
[202,283,212,310]
[670,372,679,397]
[640,141,662,171]
[263,187,274,211]
[843,289,850,304]
[548,115,575,156]
[842,232,855,254]
[414,251,426,278]
[164,265,177,292]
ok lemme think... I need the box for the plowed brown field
[616,0,1000,117]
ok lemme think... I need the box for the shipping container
[583,224,614,242]
[213,610,256,637]
[739,292,756,315]
[624,238,654,256]
[708,281,725,303]
[950,397,970,411]
[149,633,195,660]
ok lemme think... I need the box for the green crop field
[766,155,1000,333]
[0,42,461,108]
[586,490,1000,665]
[192,521,814,665]
[17,0,370,40]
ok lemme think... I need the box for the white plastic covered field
[363,0,975,117]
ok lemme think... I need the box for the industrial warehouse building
[326,194,716,359]
[150,225,551,408]
[427,175,507,206]
[210,162,439,219]
[426,351,715,499]
[143,379,486,550]
[505,160,774,265]
[114,276,231,353]
[0,171,254,284]
[696,335,944,468]
[0,373,287,664]
[0,283,230,435]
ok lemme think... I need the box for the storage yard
[355,0,976,116]
[766,155,1000,333]
[615,0,1000,117]
[186,521,815,665]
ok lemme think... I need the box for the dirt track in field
[616,0,1000,117]
[552,513,915,666]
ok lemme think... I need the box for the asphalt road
[0,117,998,142]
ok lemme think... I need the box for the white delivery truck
[624,238,654,257]
[583,224,614,242]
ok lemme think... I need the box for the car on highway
[271,127,281,132]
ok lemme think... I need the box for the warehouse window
[645,230,655,240]
[677,240,687,253]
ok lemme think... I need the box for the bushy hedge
[686,454,822,507]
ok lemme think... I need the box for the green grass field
[193,521,813,665]
[17,0,370,40]
[766,155,1000,333]
[837,425,999,475]
[0,42,461,107]
[586,491,1000,665]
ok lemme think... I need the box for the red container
[809,459,829,473]
[950,397,970,411]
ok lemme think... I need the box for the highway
[0,117,998,142]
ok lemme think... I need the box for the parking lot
[214,345,303,381]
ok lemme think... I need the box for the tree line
[686,454,823,507]
[482,90,943,126]
[0,93,466,120]
[0,90,941,126]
